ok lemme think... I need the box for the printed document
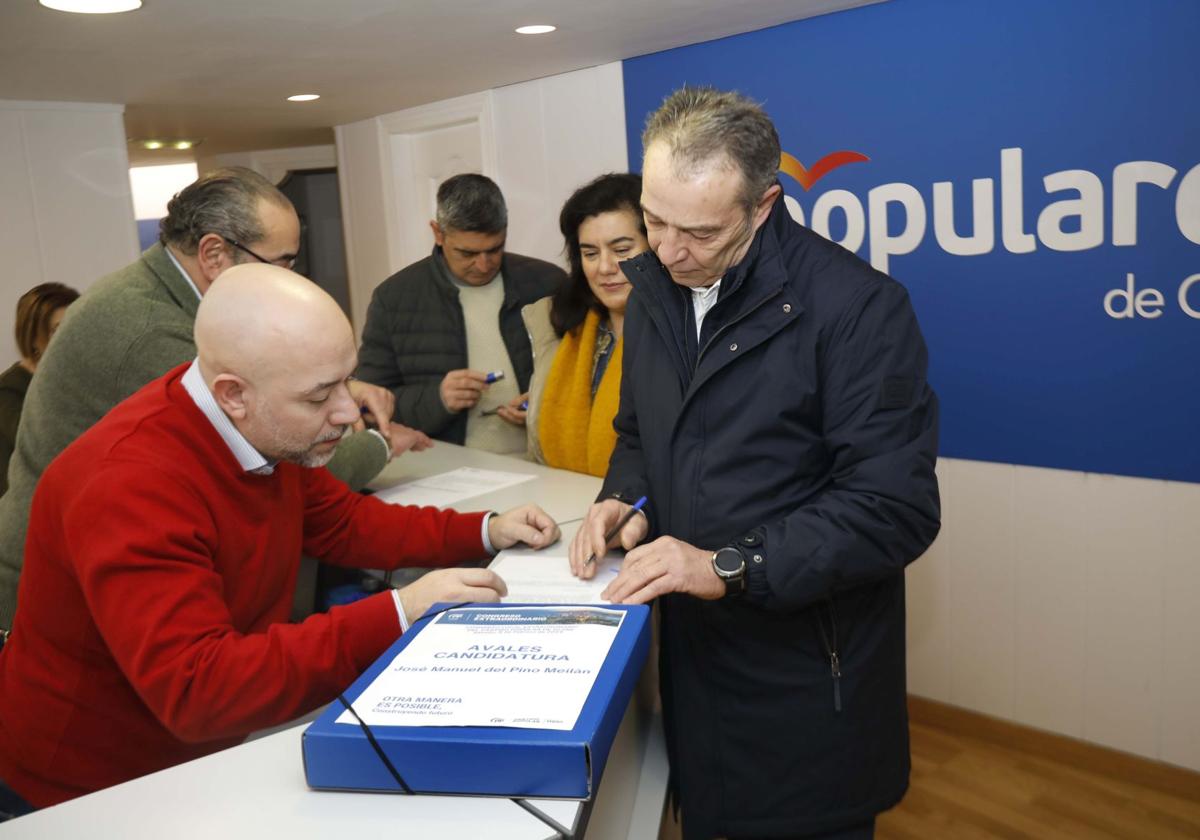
[373,467,535,508]
[490,550,621,604]
[337,606,624,730]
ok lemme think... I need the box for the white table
[367,441,605,525]
[1,445,668,839]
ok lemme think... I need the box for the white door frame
[374,91,498,272]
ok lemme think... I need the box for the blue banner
[623,0,1200,483]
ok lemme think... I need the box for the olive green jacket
[0,244,387,628]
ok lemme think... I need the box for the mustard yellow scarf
[538,310,623,477]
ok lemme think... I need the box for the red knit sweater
[0,364,487,807]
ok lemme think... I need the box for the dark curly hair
[551,173,645,337]
[158,167,292,256]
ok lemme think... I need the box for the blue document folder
[302,603,650,799]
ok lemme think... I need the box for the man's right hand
[439,369,489,413]
[568,499,649,580]
[397,568,508,625]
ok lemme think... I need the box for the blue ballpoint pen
[586,495,648,565]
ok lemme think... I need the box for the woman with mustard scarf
[522,174,648,477]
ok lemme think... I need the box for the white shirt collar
[691,279,722,339]
[164,247,204,302]
[181,360,274,475]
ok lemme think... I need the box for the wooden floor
[657,698,1200,839]
[877,700,1200,840]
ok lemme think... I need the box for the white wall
[490,62,630,266]
[908,459,1200,772]
[335,62,628,338]
[0,100,139,369]
[334,62,1200,774]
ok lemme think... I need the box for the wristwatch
[711,546,746,597]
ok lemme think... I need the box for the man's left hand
[382,424,434,458]
[348,380,395,436]
[602,536,724,604]
[488,504,560,551]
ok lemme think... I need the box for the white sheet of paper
[337,606,625,730]
[490,550,621,604]
[373,467,536,508]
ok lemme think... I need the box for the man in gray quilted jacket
[356,174,565,453]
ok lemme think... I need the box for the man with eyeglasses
[0,167,419,636]
[222,235,295,268]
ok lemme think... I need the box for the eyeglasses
[222,236,297,270]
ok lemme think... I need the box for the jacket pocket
[814,596,842,713]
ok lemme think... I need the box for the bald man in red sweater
[0,265,560,812]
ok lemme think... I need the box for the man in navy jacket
[570,88,941,839]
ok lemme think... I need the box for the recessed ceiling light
[131,138,201,151]
[287,94,320,102]
[39,0,142,13]
[515,24,556,35]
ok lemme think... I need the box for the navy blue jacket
[602,197,940,838]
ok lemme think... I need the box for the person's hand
[568,499,649,580]
[396,568,508,624]
[348,379,395,437]
[601,537,723,605]
[440,369,489,413]
[487,504,560,551]
[381,423,434,458]
[495,392,529,427]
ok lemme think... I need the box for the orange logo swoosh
[779,150,870,191]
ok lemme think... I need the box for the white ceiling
[0,0,882,166]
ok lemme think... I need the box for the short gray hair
[642,87,781,210]
[435,173,507,233]
[159,167,293,255]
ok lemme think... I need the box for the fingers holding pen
[567,498,648,580]
[440,369,489,412]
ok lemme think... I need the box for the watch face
[713,547,745,577]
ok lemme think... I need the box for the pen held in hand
[586,495,648,565]
[479,399,528,417]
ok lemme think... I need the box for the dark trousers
[730,817,875,840]
[0,778,35,822]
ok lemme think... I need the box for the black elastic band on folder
[336,602,576,838]
[337,692,413,794]
[512,797,575,838]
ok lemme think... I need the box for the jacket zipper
[816,597,842,713]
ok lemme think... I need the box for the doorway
[277,168,351,316]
